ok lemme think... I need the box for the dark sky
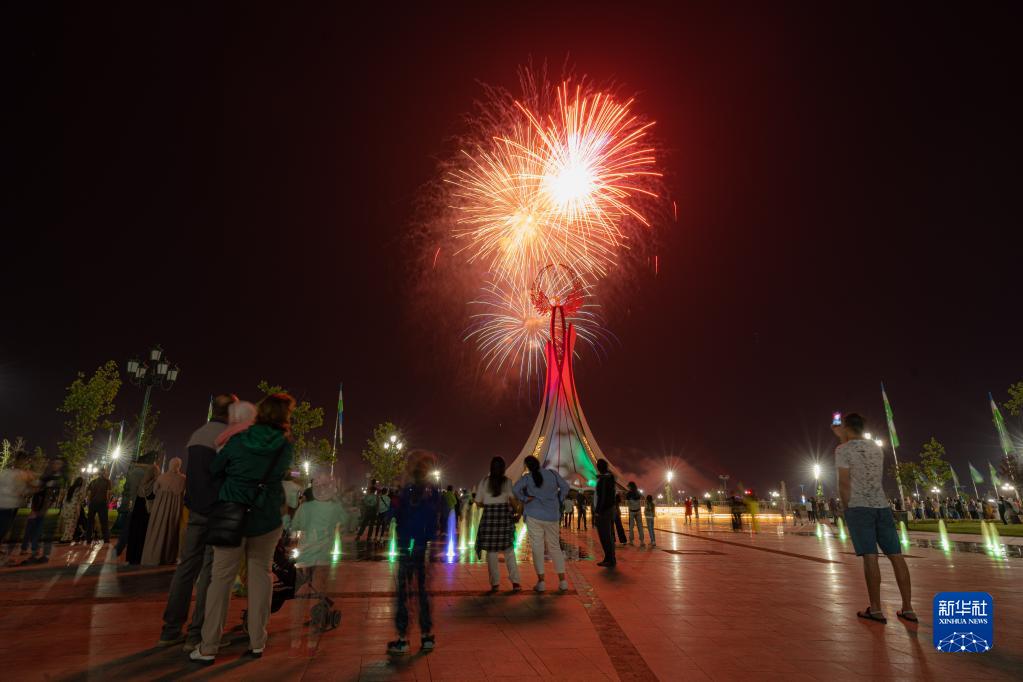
[6,3,1021,496]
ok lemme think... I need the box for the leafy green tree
[890,461,922,493]
[361,422,407,485]
[916,437,953,489]
[257,381,330,465]
[1005,381,1023,418]
[57,361,121,468]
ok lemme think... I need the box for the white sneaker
[558,580,569,592]
[534,580,546,593]
[189,648,215,665]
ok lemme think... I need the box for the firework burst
[447,81,659,281]
[443,69,663,385]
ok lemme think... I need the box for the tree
[916,437,953,489]
[889,460,922,493]
[256,381,331,466]
[361,422,408,485]
[1005,381,1023,422]
[0,439,11,470]
[57,361,121,468]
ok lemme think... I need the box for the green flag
[989,462,1001,489]
[969,462,984,484]
[950,464,960,487]
[881,383,900,449]
[990,393,1016,455]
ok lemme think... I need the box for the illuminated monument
[507,266,617,488]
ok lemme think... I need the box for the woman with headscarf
[142,457,186,566]
[125,451,161,565]
[215,401,257,450]
[59,476,87,542]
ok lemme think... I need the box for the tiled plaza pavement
[0,516,1019,681]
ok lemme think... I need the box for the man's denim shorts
[845,506,902,556]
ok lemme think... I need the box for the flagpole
[330,382,342,478]
[881,383,906,502]
[891,441,906,502]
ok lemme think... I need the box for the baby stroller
[241,532,297,632]
[309,592,341,632]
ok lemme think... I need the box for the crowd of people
[790,489,1021,527]
[0,449,187,567]
[898,493,1021,524]
[2,399,1020,663]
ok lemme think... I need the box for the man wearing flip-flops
[833,413,917,625]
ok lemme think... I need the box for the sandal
[897,610,918,623]
[857,607,887,624]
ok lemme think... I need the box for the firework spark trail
[465,276,611,386]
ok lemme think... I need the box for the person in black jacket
[593,460,617,568]
[613,493,627,544]
[158,393,237,650]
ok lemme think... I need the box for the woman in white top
[474,457,522,594]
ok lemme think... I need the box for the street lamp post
[813,463,823,498]
[126,345,179,462]
[381,432,405,487]
[665,470,675,506]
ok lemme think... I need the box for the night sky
[6,3,1021,496]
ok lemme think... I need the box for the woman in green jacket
[192,393,295,664]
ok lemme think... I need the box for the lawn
[906,520,1023,537]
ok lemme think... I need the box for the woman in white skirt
[474,457,522,593]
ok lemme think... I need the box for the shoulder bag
[205,446,286,547]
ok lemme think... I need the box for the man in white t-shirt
[834,413,916,625]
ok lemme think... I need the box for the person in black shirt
[593,460,617,568]
[158,393,237,650]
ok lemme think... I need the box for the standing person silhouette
[625,482,645,546]
[593,460,617,568]
[576,491,588,530]
[513,456,570,593]
[834,413,916,624]
[473,456,522,593]
[388,452,442,654]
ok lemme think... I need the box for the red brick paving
[0,516,1019,680]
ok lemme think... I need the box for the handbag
[206,446,286,547]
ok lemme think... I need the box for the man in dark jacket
[158,393,236,649]
[594,459,617,568]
